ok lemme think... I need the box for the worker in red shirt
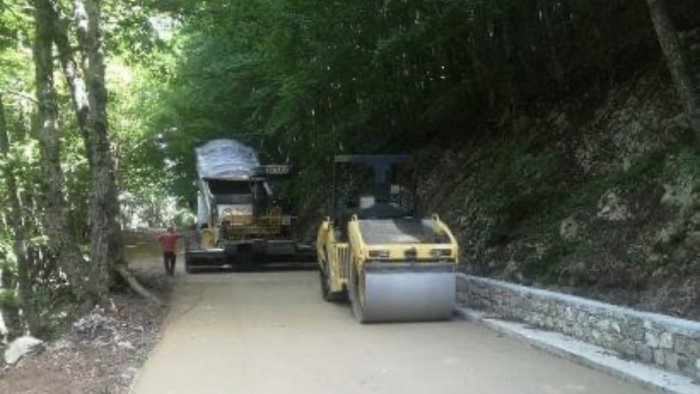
[157,226,180,276]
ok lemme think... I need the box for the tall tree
[0,93,38,333]
[75,0,160,304]
[33,0,91,301]
[51,3,91,166]
[646,0,700,147]
[70,0,122,297]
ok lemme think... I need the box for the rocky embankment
[420,69,699,320]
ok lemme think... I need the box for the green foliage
[470,145,563,245]
[173,208,196,228]
[0,1,32,50]
[0,0,184,336]
[0,288,18,307]
[0,227,17,274]
[561,151,667,213]
[137,0,669,210]
[667,149,700,185]
[528,241,577,283]
[0,0,695,332]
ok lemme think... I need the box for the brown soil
[0,295,167,394]
[0,233,170,394]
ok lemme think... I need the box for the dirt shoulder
[0,234,170,394]
[0,293,168,394]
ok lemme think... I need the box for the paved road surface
[131,267,649,394]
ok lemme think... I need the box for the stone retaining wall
[456,274,700,379]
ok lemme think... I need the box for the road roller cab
[317,155,460,323]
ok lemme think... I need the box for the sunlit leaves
[0,1,33,50]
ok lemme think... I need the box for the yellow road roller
[316,155,459,322]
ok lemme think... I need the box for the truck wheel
[185,256,195,274]
[320,269,331,300]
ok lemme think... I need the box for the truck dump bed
[196,139,259,180]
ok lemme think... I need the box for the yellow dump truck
[185,139,315,271]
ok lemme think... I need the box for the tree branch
[0,90,38,104]
[115,266,164,305]
[646,0,700,147]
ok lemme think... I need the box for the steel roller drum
[352,263,456,322]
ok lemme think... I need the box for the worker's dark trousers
[163,251,176,276]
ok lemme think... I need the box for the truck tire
[185,254,196,274]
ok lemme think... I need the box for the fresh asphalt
[130,262,649,394]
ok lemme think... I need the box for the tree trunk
[76,0,128,295]
[540,0,565,93]
[646,0,700,146]
[51,4,92,166]
[33,0,92,302]
[0,94,39,334]
[115,266,163,305]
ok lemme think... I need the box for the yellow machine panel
[317,155,460,322]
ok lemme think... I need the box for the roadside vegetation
[0,0,698,347]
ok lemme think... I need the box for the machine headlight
[368,250,390,259]
[430,249,452,258]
